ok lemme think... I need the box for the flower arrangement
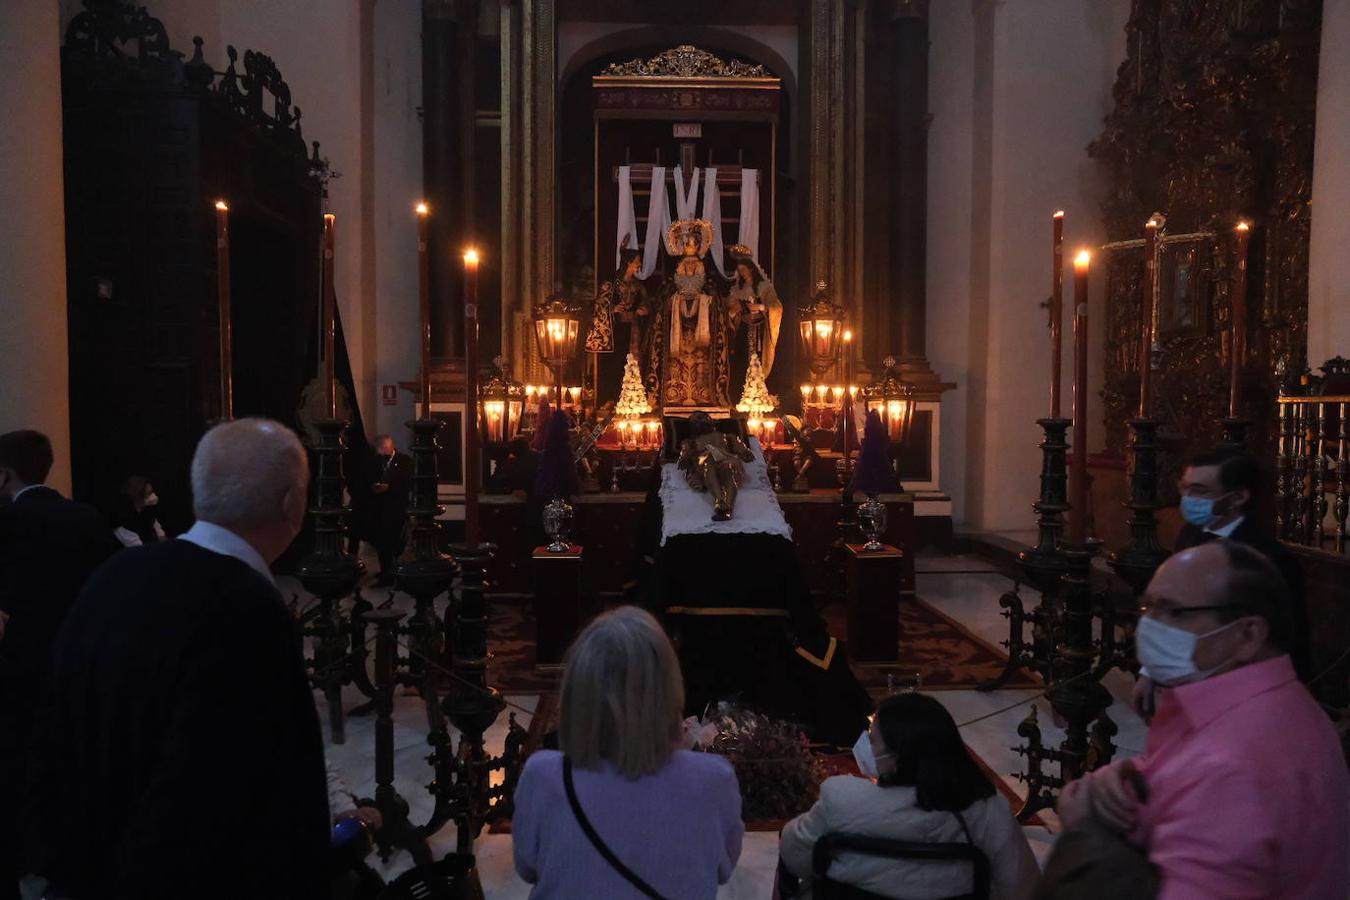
[686,704,824,821]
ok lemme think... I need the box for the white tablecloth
[658,438,793,546]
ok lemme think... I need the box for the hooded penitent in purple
[534,409,579,499]
[851,409,898,495]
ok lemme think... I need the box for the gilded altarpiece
[1090,0,1321,474]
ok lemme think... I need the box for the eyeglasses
[1139,598,1242,618]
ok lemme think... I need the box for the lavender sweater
[513,749,744,898]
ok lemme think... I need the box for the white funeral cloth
[658,438,793,546]
[615,165,640,269]
[739,168,760,262]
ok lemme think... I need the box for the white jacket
[780,776,1038,899]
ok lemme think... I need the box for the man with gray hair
[23,419,330,900]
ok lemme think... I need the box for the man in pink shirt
[1058,540,1348,899]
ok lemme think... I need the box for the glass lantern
[532,293,582,397]
[798,281,846,379]
[478,364,525,444]
[862,356,918,444]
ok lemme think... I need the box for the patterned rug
[486,596,1040,694]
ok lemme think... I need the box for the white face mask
[1136,615,1239,686]
[852,729,894,780]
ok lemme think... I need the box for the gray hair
[191,418,307,529]
[558,606,685,779]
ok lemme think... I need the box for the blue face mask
[1136,615,1238,686]
[1180,493,1230,527]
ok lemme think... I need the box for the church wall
[1309,0,1350,367]
[371,0,424,439]
[1,0,72,493]
[927,0,1128,534]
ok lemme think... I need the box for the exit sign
[673,123,702,138]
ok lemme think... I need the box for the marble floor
[298,549,1147,899]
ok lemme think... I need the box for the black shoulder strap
[562,756,668,900]
[952,808,975,846]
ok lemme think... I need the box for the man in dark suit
[1173,447,1312,681]
[367,433,411,586]
[23,418,331,899]
[0,430,118,900]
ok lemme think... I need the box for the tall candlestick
[322,213,337,419]
[1069,249,1091,542]
[1050,210,1065,418]
[1230,222,1251,418]
[214,200,234,420]
[463,247,481,546]
[1139,217,1159,418]
[416,202,431,413]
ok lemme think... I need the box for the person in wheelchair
[779,693,1037,899]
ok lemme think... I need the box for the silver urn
[857,495,888,552]
[543,497,574,552]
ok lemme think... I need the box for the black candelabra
[396,416,458,704]
[363,607,434,866]
[425,542,527,851]
[297,417,367,744]
[981,417,1070,690]
[991,419,1123,821]
[1103,414,1168,674]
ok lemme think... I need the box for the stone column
[0,1,71,493]
[422,0,473,360]
[889,0,930,363]
[1308,0,1350,367]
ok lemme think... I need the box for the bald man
[23,419,330,900]
[1052,541,1347,899]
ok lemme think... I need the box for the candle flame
[1146,218,1159,229]
[1052,210,1065,219]
[214,200,229,212]
[1073,249,1091,271]
[323,213,336,224]
[843,329,854,342]
[463,248,480,266]
[415,201,429,216]
[1236,221,1250,232]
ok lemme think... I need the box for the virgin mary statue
[648,219,740,411]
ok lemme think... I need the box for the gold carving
[602,45,771,79]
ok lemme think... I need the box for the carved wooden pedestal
[845,543,905,663]
[533,545,584,667]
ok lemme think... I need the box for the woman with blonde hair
[513,606,744,898]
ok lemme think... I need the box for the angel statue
[726,244,783,378]
[677,412,756,521]
[650,218,741,410]
[585,237,650,401]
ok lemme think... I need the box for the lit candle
[1230,222,1250,419]
[416,202,431,413]
[322,213,337,419]
[842,329,854,390]
[1050,210,1065,418]
[763,419,777,447]
[214,200,233,419]
[1069,249,1091,543]
[830,386,844,404]
[800,384,812,406]
[463,246,481,546]
[1139,217,1159,418]
[568,386,581,409]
